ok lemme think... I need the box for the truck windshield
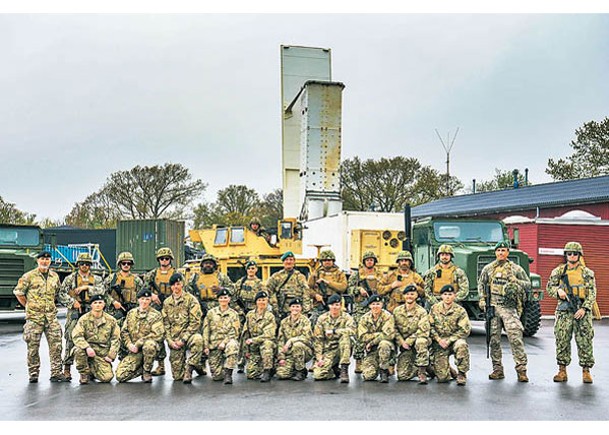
[433,221,504,243]
[0,227,41,247]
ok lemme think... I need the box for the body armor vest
[70,274,96,303]
[114,273,137,304]
[154,267,175,296]
[433,265,458,295]
[194,273,219,301]
[566,267,587,299]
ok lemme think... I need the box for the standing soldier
[161,273,204,384]
[266,251,311,321]
[104,252,144,324]
[60,252,104,381]
[116,289,165,383]
[423,245,469,307]
[478,241,531,382]
[357,294,396,383]
[276,298,313,381]
[202,288,241,385]
[188,253,235,316]
[429,285,470,385]
[547,242,597,384]
[307,249,348,326]
[13,250,76,383]
[241,291,277,382]
[71,294,120,384]
[379,251,425,313]
[312,294,357,383]
[144,247,177,377]
[347,251,385,374]
[394,285,431,384]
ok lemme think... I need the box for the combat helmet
[76,252,93,265]
[200,253,218,265]
[437,244,454,257]
[564,241,583,256]
[319,250,336,261]
[362,250,378,264]
[156,247,174,260]
[249,216,261,226]
[396,250,414,263]
[116,251,134,266]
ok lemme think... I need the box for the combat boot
[291,368,306,381]
[339,364,350,384]
[456,372,467,386]
[183,365,194,384]
[79,374,89,385]
[417,367,428,385]
[50,373,69,383]
[517,369,529,383]
[151,360,165,376]
[426,365,436,380]
[223,368,233,385]
[379,369,389,383]
[553,365,568,382]
[29,375,38,384]
[260,369,271,383]
[141,371,153,383]
[237,363,245,374]
[449,366,458,380]
[582,367,593,384]
[63,364,72,381]
[194,366,207,377]
[332,365,341,379]
[488,368,505,380]
[354,359,363,374]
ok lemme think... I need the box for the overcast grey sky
[1,12,609,221]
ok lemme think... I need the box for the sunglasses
[159,257,171,261]
[565,252,580,256]
[120,262,133,266]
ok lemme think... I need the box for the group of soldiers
[14,235,597,386]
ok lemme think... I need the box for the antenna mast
[435,127,459,196]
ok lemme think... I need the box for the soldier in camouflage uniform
[13,250,76,383]
[547,242,596,384]
[429,285,470,385]
[423,244,469,306]
[276,298,313,381]
[161,273,204,384]
[357,294,396,383]
[347,250,386,374]
[71,294,120,384]
[116,289,165,383]
[313,294,356,383]
[307,250,347,327]
[202,288,241,385]
[60,252,105,381]
[241,291,277,382]
[379,251,425,313]
[104,252,144,326]
[249,216,272,245]
[394,285,431,384]
[478,241,531,382]
[266,251,311,321]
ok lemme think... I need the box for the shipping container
[43,227,116,268]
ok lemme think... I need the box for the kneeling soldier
[276,298,313,381]
[72,294,120,384]
[242,291,277,382]
[358,294,396,383]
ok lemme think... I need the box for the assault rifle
[484,282,495,359]
[559,267,583,314]
[358,278,375,308]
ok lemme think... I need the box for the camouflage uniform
[241,309,277,379]
[478,259,530,374]
[423,263,469,306]
[547,262,596,369]
[116,306,164,382]
[103,271,144,324]
[313,311,356,380]
[429,301,471,382]
[187,269,235,314]
[378,269,425,313]
[144,266,176,310]
[394,302,431,381]
[61,271,104,367]
[234,275,266,319]
[307,262,348,325]
[276,314,313,379]
[266,269,311,320]
[72,311,120,382]
[161,292,204,380]
[202,306,241,381]
[357,309,396,381]
[13,267,74,380]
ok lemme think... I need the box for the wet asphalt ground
[1,312,607,422]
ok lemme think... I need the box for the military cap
[217,288,231,297]
[37,250,52,258]
[245,260,257,268]
[403,284,418,294]
[169,272,184,286]
[289,298,302,306]
[89,294,105,303]
[367,294,383,304]
[327,294,342,305]
[281,251,295,261]
[494,241,510,250]
[255,291,269,301]
[439,284,455,294]
[137,288,152,298]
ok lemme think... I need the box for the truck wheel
[521,300,541,337]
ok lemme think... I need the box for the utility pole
[435,127,459,196]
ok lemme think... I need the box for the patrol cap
[217,288,231,297]
[255,291,269,301]
[281,251,295,261]
[367,294,383,304]
[89,294,105,303]
[137,288,152,298]
[327,294,342,305]
[403,285,418,295]
[245,260,257,268]
[440,284,455,294]
[494,241,510,250]
[169,272,184,286]
[289,298,302,306]
[37,250,52,259]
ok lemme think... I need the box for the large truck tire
[522,300,541,337]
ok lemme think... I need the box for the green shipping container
[116,219,185,274]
